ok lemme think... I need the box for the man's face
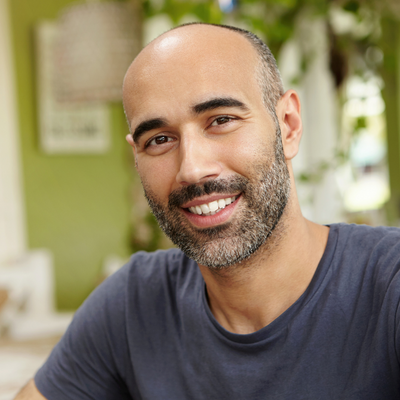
[123,26,291,269]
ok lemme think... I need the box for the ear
[126,134,138,167]
[276,90,302,161]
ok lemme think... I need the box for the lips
[187,195,238,216]
[181,194,241,229]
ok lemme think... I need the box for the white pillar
[0,0,27,264]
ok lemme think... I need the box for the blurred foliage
[141,0,399,68]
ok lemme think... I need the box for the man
[16,23,400,399]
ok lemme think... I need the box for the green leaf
[343,0,360,13]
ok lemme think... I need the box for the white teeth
[200,204,210,214]
[187,196,238,215]
[209,201,218,212]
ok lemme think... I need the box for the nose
[176,132,222,185]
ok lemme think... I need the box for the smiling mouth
[186,195,239,216]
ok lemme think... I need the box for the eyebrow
[132,118,168,143]
[192,97,249,114]
[131,97,249,143]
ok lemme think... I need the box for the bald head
[123,23,284,123]
[173,23,285,115]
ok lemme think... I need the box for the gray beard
[142,128,291,270]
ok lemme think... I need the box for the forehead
[123,26,263,121]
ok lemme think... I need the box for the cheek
[137,156,179,201]
[219,132,271,176]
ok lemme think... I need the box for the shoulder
[122,248,200,294]
[332,223,400,264]
[330,223,400,295]
[122,249,202,312]
[70,249,194,319]
[34,248,199,399]
[333,222,400,245]
[124,248,198,281]
[83,248,201,321]
[98,248,194,288]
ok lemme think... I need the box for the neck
[198,209,329,334]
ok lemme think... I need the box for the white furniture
[0,250,73,341]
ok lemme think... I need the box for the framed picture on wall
[35,22,111,154]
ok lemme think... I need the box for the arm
[14,379,47,400]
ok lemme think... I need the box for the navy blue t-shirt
[35,224,400,399]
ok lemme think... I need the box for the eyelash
[209,115,235,127]
[145,135,173,148]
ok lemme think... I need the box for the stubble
[142,127,290,270]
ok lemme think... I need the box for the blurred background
[1,0,400,395]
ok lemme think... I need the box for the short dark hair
[174,22,285,119]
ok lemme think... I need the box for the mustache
[168,176,249,209]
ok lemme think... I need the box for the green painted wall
[381,18,400,224]
[8,0,134,310]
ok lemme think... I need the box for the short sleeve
[34,265,133,400]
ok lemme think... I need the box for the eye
[209,116,235,127]
[146,135,174,147]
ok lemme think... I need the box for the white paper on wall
[35,22,110,154]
